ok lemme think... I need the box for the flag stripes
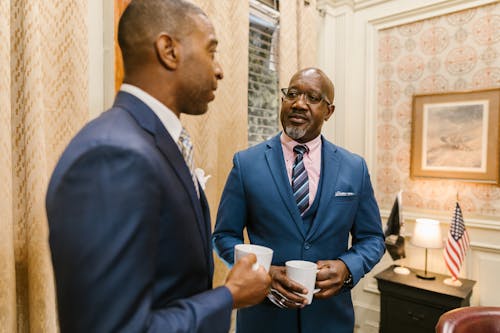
[443,202,470,280]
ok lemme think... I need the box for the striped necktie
[178,127,199,197]
[292,144,309,215]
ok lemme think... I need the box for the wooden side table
[375,265,476,333]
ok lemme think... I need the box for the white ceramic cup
[234,244,273,272]
[286,260,319,304]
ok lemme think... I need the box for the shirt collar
[280,132,322,153]
[120,83,182,142]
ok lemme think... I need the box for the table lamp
[411,218,442,280]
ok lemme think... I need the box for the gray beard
[285,126,307,141]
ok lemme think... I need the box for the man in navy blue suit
[213,68,385,333]
[46,1,270,332]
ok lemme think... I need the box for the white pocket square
[335,191,355,197]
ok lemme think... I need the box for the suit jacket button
[304,243,311,250]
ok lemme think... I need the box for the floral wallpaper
[376,2,500,217]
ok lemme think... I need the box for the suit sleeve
[212,153,247,267]
[47,146,232,333]
[337,158,385,286]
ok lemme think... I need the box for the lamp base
[416,273,436,280]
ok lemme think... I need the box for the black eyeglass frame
[281,88,333,107]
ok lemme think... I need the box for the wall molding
[470,250,500,305]
[353,301,381,332]
[364,320,380,329]
[368,0,496,28]
[318,0,355,10]
[380,209,500,231]
[353,300,380,313]
[318,0,393,11]
[470,242,500,254]
[362,279,380,295]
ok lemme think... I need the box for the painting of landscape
[422,101,487,172]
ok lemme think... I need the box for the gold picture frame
[410,88,500,184]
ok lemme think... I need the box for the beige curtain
[0,0,15,330]
[279,0,318,87]
[183,0,251,286]
[0,1,89,332]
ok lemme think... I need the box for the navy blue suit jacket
[212,134,385,333]
[47,92,232,333]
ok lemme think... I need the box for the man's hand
[314,260,350,299]
[225,254,271,309]
[267,265,308,309]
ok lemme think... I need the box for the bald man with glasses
[212,67,385,333]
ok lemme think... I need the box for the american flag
[443,202,470,280]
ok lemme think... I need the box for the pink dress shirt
[280,133,322,209]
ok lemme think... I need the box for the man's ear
[324,104,335,121]
[155,33,179,70]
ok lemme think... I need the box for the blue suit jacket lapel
[265,134,306,238]
[307,137,341,238]
[114,92,210,253]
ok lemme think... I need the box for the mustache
[288,110,308,119]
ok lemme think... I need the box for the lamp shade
[411,218,442,249]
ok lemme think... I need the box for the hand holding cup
[267,260,319,308]
[234,244,273,272]
[225,244,274,309]
[225,253,271,309]
[285,260,319,305]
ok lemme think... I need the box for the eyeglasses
[281,88,333,106]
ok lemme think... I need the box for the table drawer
[386,296,444,331]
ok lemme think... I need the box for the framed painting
[410,88,500,184]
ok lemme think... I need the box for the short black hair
[118,0,205,67]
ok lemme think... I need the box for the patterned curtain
[0,1,89,332]
[0,1,15,331]
[279,0,319,88]
[182,0,251,286]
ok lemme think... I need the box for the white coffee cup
[234,244,273,272]
[286,260,318,304]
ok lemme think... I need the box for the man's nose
[215,60,224,80]
[292,93,308,108]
